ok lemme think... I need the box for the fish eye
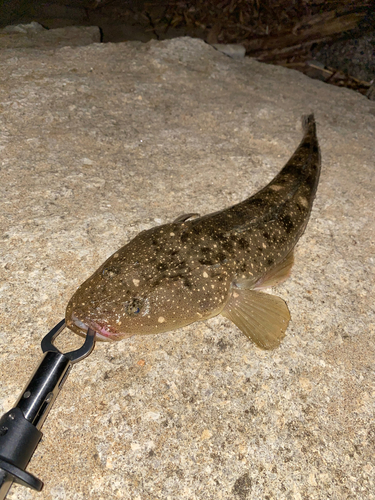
[124,298,144,316]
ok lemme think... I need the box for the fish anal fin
[254,251,294,290]
[221,288,290,350]
[173,213,200,223]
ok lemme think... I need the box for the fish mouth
[68,314,123,341]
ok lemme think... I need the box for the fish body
[66,115,320,349]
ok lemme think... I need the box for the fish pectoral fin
[173,212,200,223]
[254,251,294,290]
[221,289,290,350]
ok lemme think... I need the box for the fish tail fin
[302,114,316,135]
[260,113,320,190]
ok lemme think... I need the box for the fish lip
[70,314,120,341]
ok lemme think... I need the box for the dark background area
[1,0,374,96]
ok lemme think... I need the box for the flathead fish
[66,115,320,349]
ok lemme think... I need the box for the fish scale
[66,114,320,349]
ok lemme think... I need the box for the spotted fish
[66,115,320,349]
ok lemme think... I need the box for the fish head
[65,231,228,340]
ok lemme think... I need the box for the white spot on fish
[269,184,283,191]
[158,316,166,323]
[170,232,175,236]
[133,279,140,287]
[203,271,208,278]
[298,196,309,208]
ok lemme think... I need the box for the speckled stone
[0,22,100,49]
[0,37,374,500]
[212,44,246,58]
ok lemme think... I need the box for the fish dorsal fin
[221,288,290,350]
[173,213,200,223]
[237,251,294,291]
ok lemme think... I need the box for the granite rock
[0,22,100,49]
[212,43,246,59]
[0,37,374,500]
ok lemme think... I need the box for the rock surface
[0,22,100,49]
[212,43,246,58]
[0,36,374,500]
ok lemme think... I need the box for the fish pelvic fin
[235,251,294,291]
[254,251,294,290]
[221,288,290,350]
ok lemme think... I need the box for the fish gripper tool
[0,319,96,499]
